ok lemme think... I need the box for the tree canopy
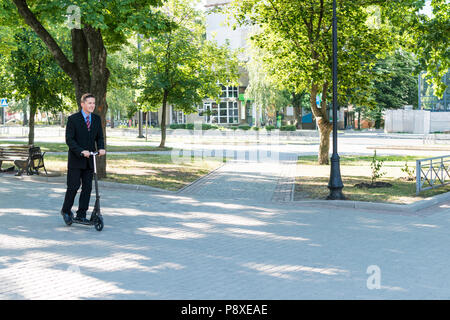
[228,0,398,164]
[138,0,240,147]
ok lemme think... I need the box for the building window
[220,85,238,99]
[203,101,238,124]
[172,108,186,124]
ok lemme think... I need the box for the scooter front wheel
[94,217,104,231]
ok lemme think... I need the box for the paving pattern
[1,133,450,299]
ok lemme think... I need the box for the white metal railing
[416,155,450,195]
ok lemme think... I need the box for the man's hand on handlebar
[81,149,106,158]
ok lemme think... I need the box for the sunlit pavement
[1,131,450,299]
[1,173,449,299]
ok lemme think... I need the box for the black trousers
[62,167,94,218]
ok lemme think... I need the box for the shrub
[265,125,275,131]
[238,125,251,130]
[230,126,238,131]
[186,123,194,130]
[169,124,186,129]
[401,161,415,181]
[370,150,386,185]
[280,125,296,131]
[252,126,260,131]
[201,124,218,130]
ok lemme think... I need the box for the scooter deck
[71,219,96,226]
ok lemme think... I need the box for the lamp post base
[327,153,345,200]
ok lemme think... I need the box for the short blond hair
[81,93,95,103]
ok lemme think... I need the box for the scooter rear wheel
[94,217,104,231]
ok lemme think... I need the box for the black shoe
[74,216,89,223]
[61,210,73,225]
[61,210,74,218]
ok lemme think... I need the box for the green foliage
[0,27,74,113]
[238,125,251,130]
[169,123,186,129]
[280,125,297,131]
[0,0,171,52]
[373,50,419,108]
[138,0,240,113]
[370,150,386,185]
[401,161,416,181]
[252,126,260,131]
[265,125,276,131]
[244,44,291,124]
[186,123,195,130]
[410,1,449,97]
[228,0,402,164]
[379,0,449,98]
[202,124,218,130]
[229,0,397,104]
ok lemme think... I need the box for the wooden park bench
[0,144,47,176]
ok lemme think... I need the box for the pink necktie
[86,117,90,131]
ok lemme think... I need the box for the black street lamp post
[327,0,345,200]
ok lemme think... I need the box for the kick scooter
[62,151,104,231]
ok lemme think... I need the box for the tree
[229,0,404,164]
[1,28,73,144]
[347,49,419,129]
[1,0,170,177]
[138,0,240,147]
[107,44,140,128]
[244,44,291,127]
[386,0,449,98]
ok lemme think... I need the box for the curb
[3,171,450,213]
[292,190,450,213]
[176,162,226,194]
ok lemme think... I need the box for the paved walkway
[1,169,450,299]
[1,133,450,299]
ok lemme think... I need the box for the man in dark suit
[61,93,106,223]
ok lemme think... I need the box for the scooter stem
[90,151,99,174]
[90,151,100,200]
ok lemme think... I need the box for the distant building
[385,68,450,133]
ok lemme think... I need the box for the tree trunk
[12,2,110,178]
[357,110,361,130]
[22,105,28,126]
[375,109,382,129]
[28,95,36,145]
[159,90,168,148]
[310,83,332,165]
[292,92,303,129]
[110,110,115,129]
[318,119,332,164]
[71,26,109,179]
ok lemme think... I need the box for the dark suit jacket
[66,111,105,169]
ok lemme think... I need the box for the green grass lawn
[0,140,171,153]
[296,155,450,204]
[297,154,423,166]
[41,153,222,191]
